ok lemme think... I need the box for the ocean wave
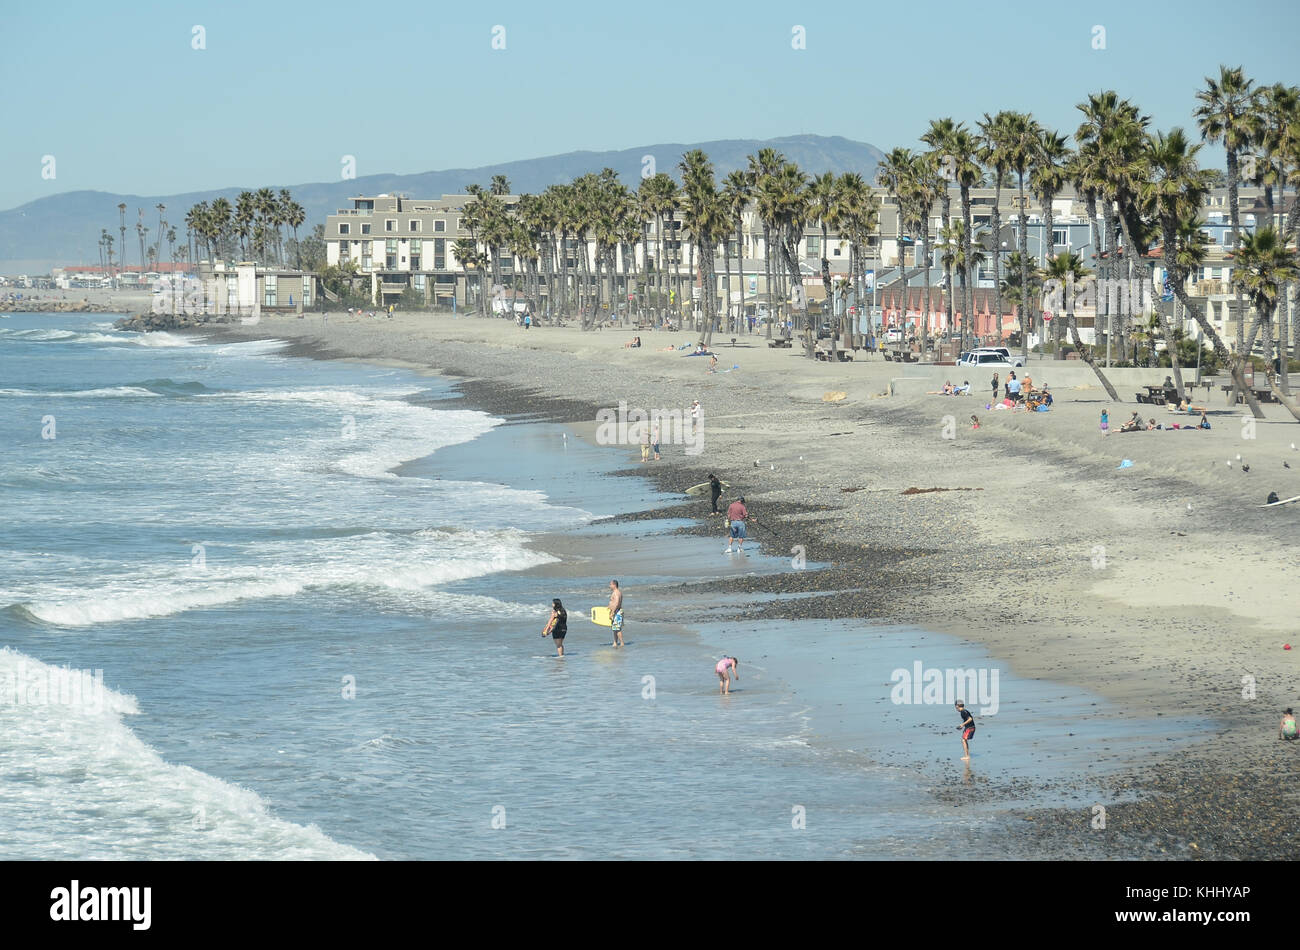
[0,647,374,860]
[10,529,558,627]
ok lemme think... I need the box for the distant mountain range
[0,135,885,273]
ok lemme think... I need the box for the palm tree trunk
[762,225,773,339]
[991,178,1003,346]
[1163,296,1186,400]
[1068,297,1120,400]
[1017,174,1031,364]
[1169,269,1265,418]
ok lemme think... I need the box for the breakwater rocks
[1,298,119,314]
[113,312,239,332]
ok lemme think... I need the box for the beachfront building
[326,194,513,309]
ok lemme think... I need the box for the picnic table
[1221,384,1279,405]
[1136,385,1176,405]
[768,338,793,348]
[814,340,853,362]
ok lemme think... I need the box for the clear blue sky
[2,0,1296,210]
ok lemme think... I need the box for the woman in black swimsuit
[543,598,568,657]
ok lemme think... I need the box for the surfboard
[1260,494,1300,508]
[685,480,730,496]
[590,606,613,626]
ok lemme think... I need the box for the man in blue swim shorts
[608,579,625,648]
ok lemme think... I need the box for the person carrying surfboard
[543,598,568,657]
[608,580,624,648]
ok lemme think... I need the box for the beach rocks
[113,311,214,332]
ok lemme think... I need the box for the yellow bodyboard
[590,606,613,626]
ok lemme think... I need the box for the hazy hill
[0,135,884,272]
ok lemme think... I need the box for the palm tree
[1032,129,1072,356]
[209,197,232,263]
[1233,226,1299,412]
[154,203,166,274]
[721,169,754,333]
[811,171,841,341]
[922,118,960,337]
[117,202,127,284]
[979,112,1015,342]
[286,201,306,269]
[948,128,983,349]
[1044,251,1117,397]
[1003,112,1042,362]
[748,148,785,338]
[835,172,879,337]
[761,162,812,354]
[490,175,510,196]
[233,192,253,259]
[1195,66,1260,358]
[679,150,726,346]
[136,210,148,274]
[1145,126,1273,419]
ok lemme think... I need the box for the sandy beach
[191,309,1299,857]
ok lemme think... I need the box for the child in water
[716,656,739,695]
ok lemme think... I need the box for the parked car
[884,327,904,343]
[971,346,1023,366]
[959,351,1018,369]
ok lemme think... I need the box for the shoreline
[173,311,1300,857]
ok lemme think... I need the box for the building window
[409,220,421,233]
[339,243,351,262]
[1052,229,1067,247]
[339,223,350,235]
[385,219,396,232]
[362,253,372,269]
[806,236,820,258]
[361,223,371,235]
[386,255,397,269]
[263,274,277,307]
[434,220,446,232]
[414,274,426,292]
[302,276,312,307]
[434,238,445,269]
[385,239,397,257]
[410,256,421,270]
[410,239,422,254]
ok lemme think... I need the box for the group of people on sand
[1106,409,1211,434]
[987,371,1052,411]
[927,380,972,395]
[541,579,740,693]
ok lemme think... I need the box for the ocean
[0,312,1185,859]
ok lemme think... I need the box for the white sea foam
[0,648,374,859]
[12,529,557,627]
[0,386,160,399]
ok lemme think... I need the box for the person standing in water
[543,598,567,657]
[724,496,748,554]
[608,579,624,648]
[956,701,976,759]
[716,656,739,694]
